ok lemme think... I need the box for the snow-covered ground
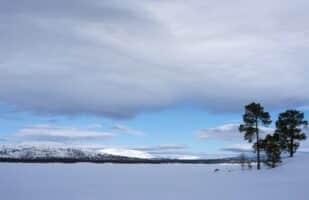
[0,155,308,200]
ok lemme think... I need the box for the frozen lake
[0,157,308,200]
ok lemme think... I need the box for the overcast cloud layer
[1,0,309,118]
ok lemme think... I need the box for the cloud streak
[221,143,254,153]
[112,124,144,136]
[15,125,114,142]
[197,123,274,140]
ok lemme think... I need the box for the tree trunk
[256,118,260,170]
[290,136,294,157]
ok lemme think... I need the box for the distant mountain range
[0,144,242,164]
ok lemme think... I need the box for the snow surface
[0,155,308,200]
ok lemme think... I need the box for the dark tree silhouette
[275,110,308,157]
[258,133,282,168]
[239,102,272,170]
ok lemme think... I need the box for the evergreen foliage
[275,110,308,157]
[239,102,272,170]
[258,133,282,168]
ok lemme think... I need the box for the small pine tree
[275,110,308,157]
[259,133,282,168]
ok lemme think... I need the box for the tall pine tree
[239,102,272,170]
[275,110,308,157]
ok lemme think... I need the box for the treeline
[239,102,307,169]
[0,157,242,164]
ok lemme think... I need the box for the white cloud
[135,144,186,152]
[177,155,200,160]
[15,124,114,142]
[97,147,215,160]
[221,143,254,153]
[112,124,144,136]
[197,123,274,140]
[98,148,152,159]
[0,0,309,118]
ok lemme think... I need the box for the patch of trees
[239,102,307,169]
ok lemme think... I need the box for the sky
[0,0,309,158]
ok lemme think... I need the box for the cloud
[197,123,274,140]
[1,0,309,118]
[221,143,254,153]
[94,144,197,159]
[98,148,152,159]
[177,155,201,160]
[15,124,114,142]
[132,144,212,159]
[97,146,215,159]
[112,124,144,136]
[8,123,145,144]
[134,144,187,152]
[133,144,188,157]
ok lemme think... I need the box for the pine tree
[275,110,308,157]
[258,133,282,168]
[239,102,272,170]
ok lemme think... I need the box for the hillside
[0,144,239,164]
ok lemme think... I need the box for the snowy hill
[0,144,142,162]
[0,144,239,163]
